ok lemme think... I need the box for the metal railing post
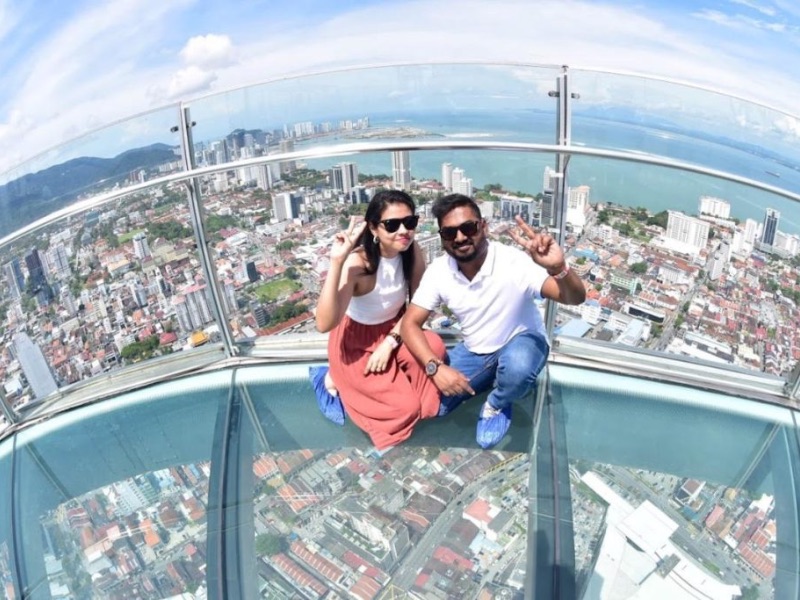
[177,105,238,357]
[544,66,574,339]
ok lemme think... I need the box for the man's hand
[508,215,565,273]
[433,365,475,397]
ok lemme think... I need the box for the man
[401,194,586,449]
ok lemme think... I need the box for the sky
[1,0,800,174]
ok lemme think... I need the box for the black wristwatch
[426,358,443,377]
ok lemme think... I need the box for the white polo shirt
[411,242,548,353]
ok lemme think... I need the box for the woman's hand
[364,338,395,375]
[331,216,367,264]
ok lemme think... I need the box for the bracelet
[384,332,402,349]
[549,264,570,280]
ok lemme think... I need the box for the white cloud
[3,0,800,174]
[168,65,218,98]
[730,0,777,17]
[179,33,236,68]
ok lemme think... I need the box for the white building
[441,162,453,191]
[391,151,411,190]
[665,211,710,252]
[698,196,731,219]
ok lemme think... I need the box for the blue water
[305,110,800,234]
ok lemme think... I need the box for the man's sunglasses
[379,215,419,233]
[438,220,481,241]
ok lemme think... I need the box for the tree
[285,267,300,280]
[255,534,285,556]
[646,210,668,229]
[630,261,647,274]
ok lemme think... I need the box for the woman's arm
[315,219,367,333]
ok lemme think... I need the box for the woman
[311,190,445,450]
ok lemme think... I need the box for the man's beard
[447,240,480,262]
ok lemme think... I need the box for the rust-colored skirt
[328,312,446,450]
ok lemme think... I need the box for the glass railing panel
[548,364,799,600]
[204,147,559,344]
[188,64,560,172]
[10,369,229,599]
[0,179,228,416]
[236,363,534,597]
[555,155,800,378]
[0,106,184,241]
[569,70,800,196]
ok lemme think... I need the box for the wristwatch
[426,358,443,377]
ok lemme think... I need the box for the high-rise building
[762,208,780,246]
[698,196,731,219]
[349,186,369,205]
[246,261,259,283]
[24,248,53,304]
[13,332,58,400]
[331,162,358,194]
[4,258,25,300]
[391,151,411,190]
[707,241,730,281]
[451,168,465,195]
[566,185,590,233]
[47,243,71,280]
[274,192,303,221]
[441,163,453,191]
[665,211,710,251]
[133,232,151,260]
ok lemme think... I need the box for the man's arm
[540,263,586,305]
[402,303,474,397]
[401,303,437,364]
[508,215,585,305]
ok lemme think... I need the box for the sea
[304,110,800,235]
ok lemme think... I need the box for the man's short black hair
[431,194,482,226]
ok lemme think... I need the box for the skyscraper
[13,332,58,399]
[441,163,453,191]
[762,208,780,246]
[331,162,358,194]
[665,211,710,251]
[133,232,151,260]
[4,258,25,300]
[24,248,53,304]
[391,151,411,190]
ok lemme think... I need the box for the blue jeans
[439,331,549,416]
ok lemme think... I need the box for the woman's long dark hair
[357,189,416,293]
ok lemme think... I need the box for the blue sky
[1,0,800,173]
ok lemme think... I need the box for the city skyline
[2,1,800,174]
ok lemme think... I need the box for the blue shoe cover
[475,403,512,449]
[309,366,345,426]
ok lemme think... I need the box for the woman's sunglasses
[379,215,420,233]
[438,220,481,241]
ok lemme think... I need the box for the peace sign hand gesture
[508,215,565,272]
[330,216,367,264]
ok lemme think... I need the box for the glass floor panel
[0,361,797,599]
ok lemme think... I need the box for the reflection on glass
[189,64,559,153]
[252,447,529,598]
[11,371,225,598]
[555,157,800,378]
[37,464,210,599]
[0,184,222,408]
[570,70,800,196]
[0,107,183,240]
[551,365,793,600]
[0,444,14,600]
[571,462,777,599]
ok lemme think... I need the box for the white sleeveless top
[346,254,406,325]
